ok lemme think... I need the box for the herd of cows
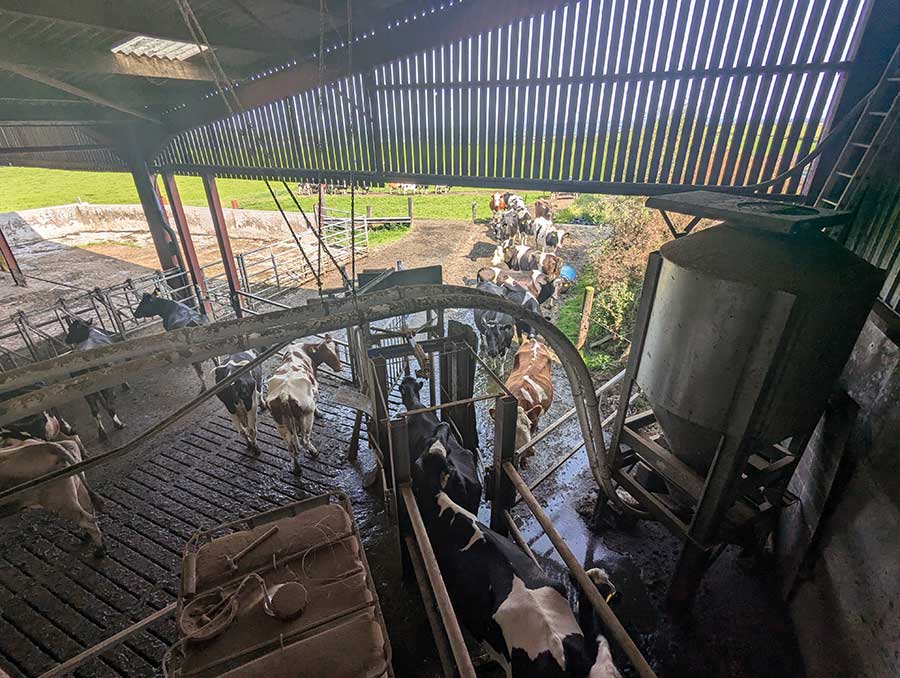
[393,193,621,677]
[475,192,577,461]
[0,291,343,560]
[0,193,628,677]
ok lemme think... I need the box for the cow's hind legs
[277,422,302,474]
[246,392,259,452]
[65,482,105,557]
[101,389,125,431]
[300,411,318,457]
[192,362,207,391]
[86,395,108,441]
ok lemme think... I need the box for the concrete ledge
[1,202,308,247]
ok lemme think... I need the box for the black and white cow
[474,280,517,359]
[534,217,567,252]
[499,281,543,341]
[133,291,208,389]
[211,350,263,451]
[477,267,566,305]
[64,318,127,441]
[0,383,85,455]
[399,376,482,514]
[491,210,521,242]
[413,446,621,678]
[507,194,534,244]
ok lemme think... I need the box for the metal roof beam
[0,0,299,56]
[0,41,217,81]
[0,143,107,155]
[0,61,160,123]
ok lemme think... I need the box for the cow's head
[133,290,162,318]
[412,422,453,503]
[476,267,496,283]
[309,334,341,373]
[482,316,514,359]
[541,254,563,280]
[64,317,93,345]
[552,276,571,299]
[399,376,424,410]
[545,229,562,249]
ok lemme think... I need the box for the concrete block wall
[0,203,307,249]
[791,310,900,678]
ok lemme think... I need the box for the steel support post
[162,173,211,315]
[368,354,390,474]
[490,394,518,536]
[391,416,414,579]
[131,161,189,289]
[0,225,25,286]
[439,320,479,451]
[201,174,243,318]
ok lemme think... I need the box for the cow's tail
[280,393,298,439]
[85,485,106,513]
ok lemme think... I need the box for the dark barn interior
[0,1,899,677]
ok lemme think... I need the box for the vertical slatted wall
[0,125,125,171]
[154,0,871,194]
[839,113,900,312]
[154,73,374,183]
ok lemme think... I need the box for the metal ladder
[817,43,900,210]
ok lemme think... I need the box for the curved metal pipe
[0,284,627,511]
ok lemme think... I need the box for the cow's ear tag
[152,288,161,297]
[440,472,449,489]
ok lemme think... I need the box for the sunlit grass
[0,167,547,222]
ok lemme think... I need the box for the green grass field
[0,166,547,222]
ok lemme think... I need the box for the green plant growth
[557,264,638,374]
[367,223,411,248]
[556,195,670,376]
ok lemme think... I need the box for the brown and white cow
[490,191,510,213]
[495,339,558,465]
[265,337,341,472]
[534,197,552,220]
[0,438,105,556]
[0,384,86,454]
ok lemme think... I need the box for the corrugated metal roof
[111,35,205,61]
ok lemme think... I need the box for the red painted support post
[162,173,212,316]
[0,225,26,286]
[201,174,242,318]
